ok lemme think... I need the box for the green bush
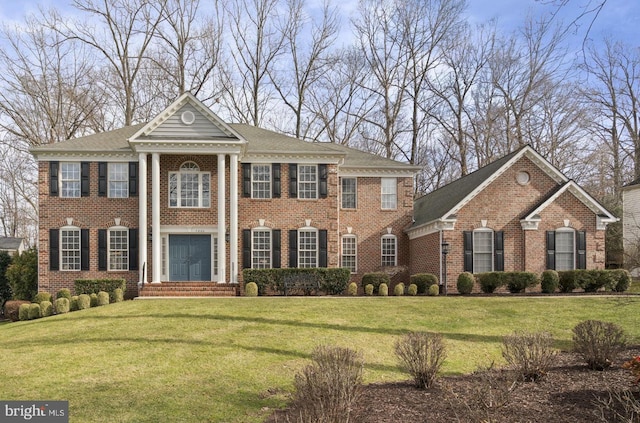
[456,272,474,294]
[97,291,110,306]
[56,288,72,301]
[40,300,53,317]
[540,270,559,293]
[506,272,539,293]
[18,303,30,321]
[361,272,390,292]
[427,284,439,296]
[0,251,13,310]
[6,248,37,301]
[113,288,124,303]
[410,273,438,294]
[395,332,446,389]
[34,292,52,304]
[558,270,580,293]
[70,296,79,311]
[579,270,606,292]
[364,284,374,296]
[572,320,626,370]
[244,282,258,297]
[90,293,98,307]
[28,303,41,320]
[54,298,70,314]
[378,283,388,296]
[241,268,351,296]
[611,269,631,292]
[347,282,358,296]
[477,272,506,293]
[394,283,405,296]
[407,284,418,296]
[75,279,126,297]
[77,294,91,310]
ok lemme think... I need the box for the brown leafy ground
[267,346,640,423]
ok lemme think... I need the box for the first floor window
[341,235,357,273]
[381,178,397,209]
[341,178,357,209]
[61,162,81,198]
[108,163,129,198]
[61,227,81,270]
[555,229,575,271]
[299,229,318,268]
[109,228,129,270]
[252,229,272,268]
[473,229,493,273]
[381,235,397,267]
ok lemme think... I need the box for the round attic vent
[516,171,530,185]
[181,110,195,125]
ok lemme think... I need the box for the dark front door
[169,234,212,281]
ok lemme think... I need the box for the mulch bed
[267,346,640,423]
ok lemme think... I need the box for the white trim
[230,154,238,283]
[250,163,272,199]
[381,177,398,210]
[381,234,398,267]
[60,225,81,272]
[472,228,494,273]
[152,153,161,283]
[34,153,137,161]
[217,154,226,282]
[340,234,358,273]
[138,153,147,286]
[107,226,129,271]
[298,227,319,268]
[251,227,272,269]
[406,219,456,239]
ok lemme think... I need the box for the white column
[217,154,226,283]
[152,153,161,283]
[229,154,238,284]
[138,153,148,286]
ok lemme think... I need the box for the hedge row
[242,268,350,296]
[75,279,126,302]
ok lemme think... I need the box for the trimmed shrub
[28,303,41,320]
[580,270,607,292]
[395,332,446,389]
[611,269,631,292]
[477,272,506,293]
[394,283,405,296]
[75,278,126,296]
[347,282,358,296]
[540,270,559,293]
[427,284,439,296]
[558,270,580,293]
[34,292,53,304]
[70,296,79,311]
[364,284,374,296]
[506,272,539,293]
[77,294,91,310]
[291,345,363,422]
[97,291,110,306]
[361,272,390,292]
[40,301,53,317]
[90,293,98,307]
[410,273,438,294]
[407,284,418,296]
[6,248,37,301]
[378,283,388,296]
[572,320,626,370]
[56,288,72,301]
[502,331,556,382]
[113,288,124,303]
[18,303,30,321]
[456,272,474,294]
[4,300,30,322]
[241,268,350,296]
[54,298,70,314]
[244,282,258,297]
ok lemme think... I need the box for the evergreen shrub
[378,283,388,296]
[410,273,438,294]
[347,282,358,296]
[407,284,418,296]
[18,303,30,321]
[54,298,70,314]
[244,282,258,297]
[540,270,559,293]
[97,291,110,306]
[77,294,90,310]
[394,283,405,296]
[56,288,72,301]
[364,284,374,296]
[28,303,41,320]
[456,272,474,294]
[40,301,53,317]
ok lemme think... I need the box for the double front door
[169,234,212,281]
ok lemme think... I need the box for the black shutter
[272,229,281,268]
[242,229,251,269]
[463,231,473,272]
[129,162,138,197]
[98,229,107,270]
[272,163,281,198]
[81,162,90,197]
[289,164,297,198]
[81,229,90,270]
[242,163,251,197]
[98,162,107,197]
[494,231,504,271]
[289,229,298,267]
[49,162,59,196]
[546,231,556,270]
[319,164,328,198]
[50,229,59,270]
[319,229,328,267]
[129,228,138,270]
[576,230,587,270]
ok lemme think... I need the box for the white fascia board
[406,218,457,240]
[130,142,245,155]
[242,153,343,164]
[338,167,420,178]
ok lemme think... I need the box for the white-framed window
[381,234,397,267]
[169,161,210,208]
[341,235,357,273]
[108,227,129,271]
[381,178,397,210]
[341,178,357,209]
[252,164,271,199]
[252,229,272,268]
[60,162,81,198]
[555,228,575,271]
[299,228,318,267]
[108,163,129,198]
[298,165,318,199]
[473,229,494,273]
[61,226,81,270]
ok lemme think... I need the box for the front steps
[138,282,239,297]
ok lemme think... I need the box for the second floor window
[61,163,81,198]
[252,164,271,199]
[108,163,129,198]
[298,165,318,199]
[341,178,357,209]
[381,178,397,210]
[169,161,210,208]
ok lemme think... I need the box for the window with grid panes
[61,227,80,270]
[341,178,357,209]
[108,163,128,198]
[169,162,210,208]
[381,235,397,266]
[298,165,317,199]
[473,229,493,273]
[252,229,271,268]
[60,163,81,198]
[381,178,397,209]
[251,164,271,199]
[298,229,318,267]
[555,230,575,271]
[341,235,357,272]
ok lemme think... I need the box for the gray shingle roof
[0,237,23,251]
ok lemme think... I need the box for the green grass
[2,296,640,422]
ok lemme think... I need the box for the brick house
[407,145,618,293]
[31,92,419,297]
